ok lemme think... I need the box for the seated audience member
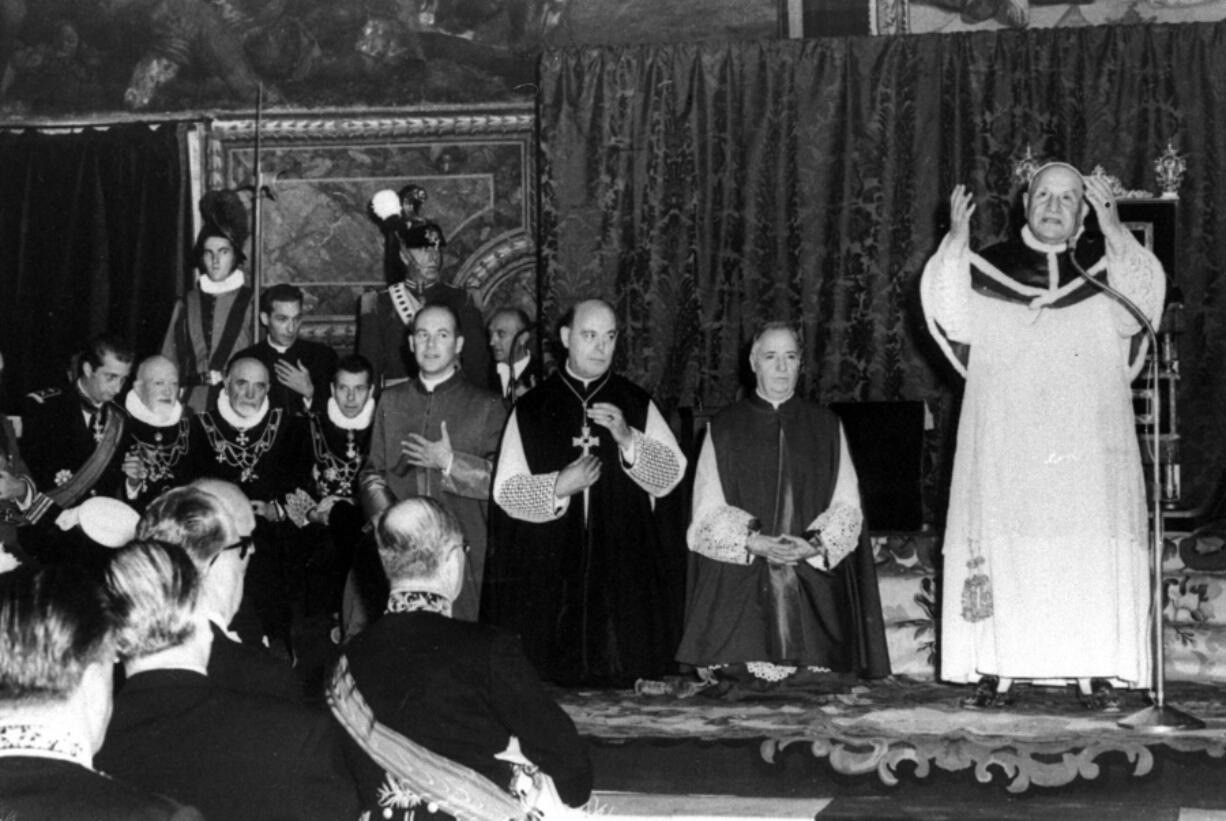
[332,497,592,820]
[233,283,338,414]
[0,564,203,820]
[288,355,375,633]
[674,321,890,690]
[180,355,307,648]
[137,482,302,703]
[123,355,192,509]
[96,540,361,821]
[18,335,144,567]
[487,306,542,402]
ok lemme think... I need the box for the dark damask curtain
[0,123,190,411]
[537,23,1226,512]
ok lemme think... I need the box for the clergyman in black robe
[674,322,890,687]
[487,299,687,686]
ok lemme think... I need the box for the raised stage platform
[557,677,1226,797]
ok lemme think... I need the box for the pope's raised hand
[947,184,976,255]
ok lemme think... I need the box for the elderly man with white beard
[124,355,193,510]
[182,356,308,652]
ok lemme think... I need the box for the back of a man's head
[0,564,116,706]
[376,497,463,588]
[191,478,256,538]
[138,486,234,569]
[106,540,200,662]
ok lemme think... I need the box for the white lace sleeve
[1104,233,1166,336]
[492,409,567,523]
[806,502,863,570]
[690,505,755,565]
[686,432,751,564]
[803,425,863,571]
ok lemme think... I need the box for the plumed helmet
[394,219,446,250]
[192,190,251,271]
[197,189,250,250]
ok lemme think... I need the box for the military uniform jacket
[20,384,129,503]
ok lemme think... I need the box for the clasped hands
[748,533,823,566]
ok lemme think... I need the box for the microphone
[1068,234,1201,729]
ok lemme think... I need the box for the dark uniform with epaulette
[18,385,131,566]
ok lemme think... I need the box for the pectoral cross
[572,425,599,456]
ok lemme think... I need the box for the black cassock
[484,371,687,686]
[675,395,890,677]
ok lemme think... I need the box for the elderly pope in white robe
[921,163,1165,710]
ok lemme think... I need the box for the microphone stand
[1070,245,1204,732]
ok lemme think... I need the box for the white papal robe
[921,224,1164,687]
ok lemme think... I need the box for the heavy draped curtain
[0,123,190,411]
[537,23,1226,514]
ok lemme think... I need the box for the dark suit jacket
[0,756,202,821]
[233,338,338,415]
[343,611,593,818]
[492,355,545,403]
[208,621,304,704]
[96,669,359,821]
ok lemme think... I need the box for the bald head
[1024,162,1087,246]
[561,299,618,380]
[191,478,256,538]
[134,355,180,418]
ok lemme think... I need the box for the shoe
[961,676,1015,709]
[1078,678,1123,713]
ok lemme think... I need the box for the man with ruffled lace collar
[920,162,1165,712]
[124,355,192,509]
[162,191,256,413]
[488,298,687,686]
[181,357,307,649]
[0,564,203,820]
[356,193,490,391]
[281,355,377,640]
[354,306,506,631]
[675,322,890,693]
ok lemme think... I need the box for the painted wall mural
[206,106,536,350]
[0,0,781,118]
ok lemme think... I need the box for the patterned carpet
[557,676,1226,744]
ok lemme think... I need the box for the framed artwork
[206,103,537,350]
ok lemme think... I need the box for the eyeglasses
[210,536,255,567]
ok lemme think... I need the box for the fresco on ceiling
[0,0,780,119]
